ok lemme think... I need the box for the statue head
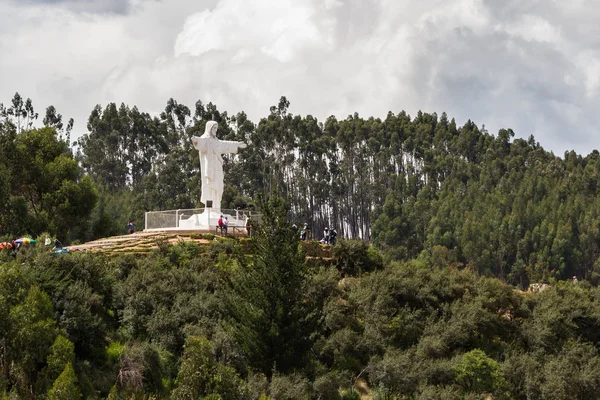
[203,121,218,138]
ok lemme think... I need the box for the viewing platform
[144,208,262,236]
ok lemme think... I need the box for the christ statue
[192,121,247,210]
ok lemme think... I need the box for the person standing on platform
[300,223,308,241]
[323,227,330,244]
[223,217,229,235]
[246,218,252,237]
[329,228,338,245]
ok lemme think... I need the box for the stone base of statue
[144,207,258,234]
[177,209,237,230]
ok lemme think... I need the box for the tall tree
[5,127,97,240]
[227,196,312,375]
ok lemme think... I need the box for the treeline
[4,92,600,285]
[74,95,600,286]
[1,199,600,399]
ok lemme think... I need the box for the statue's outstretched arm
[219,140,247,154]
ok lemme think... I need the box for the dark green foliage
[9,94,600,399]
[538,341,600,399]
[453,349,507,395]
[3,231,600,399]
[114,245,227,354]
[268,373,311,400]
[44,336,76,386]
[332,239,383,276]
[522,283,600,351]
[368,349,422,395]
[340,389,360,400]
[171,336,244,400]
[112,342,167,396]
[0,112,97,241]
[47,363,81,400]
[9,286,57,396]
[313,372,341,400]
[413,385,471,400]
[31,252,114,357]
[226,196,312,375]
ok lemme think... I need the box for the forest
[2,93,600,399]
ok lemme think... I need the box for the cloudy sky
[1,0,599,155]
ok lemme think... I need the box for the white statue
[192,121,247,209]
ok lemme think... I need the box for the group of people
[216,216,338,243]
[294,223,338,245]
[0,236,64,257]
[217,215,229,235]
[44,236,63,250]
[321,227,338,245]
[297,223,309,241]
[216,215,256,237]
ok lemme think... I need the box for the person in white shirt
[223,217,229,235]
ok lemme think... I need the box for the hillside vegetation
[0,199,599,399]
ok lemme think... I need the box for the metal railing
[144,208,262,231]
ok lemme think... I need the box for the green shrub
[171,336,244,400]
[47,363,81,400]
[340,389,360,400]
[269,373,312,399]
[454,349,507,395]
[106,342,125,364]
[333,239,383,276]
[313,373,341,400]
[155,238,170,255]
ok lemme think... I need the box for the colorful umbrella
[14,238,36,245]
[0,242,13,249]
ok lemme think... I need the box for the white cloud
[1,0,600,155]
[174,0,323,62]
[576,51,600,98]
[504,14,563,45]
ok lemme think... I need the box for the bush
[246,372,269,400]
[171,336,244,400]
[415,385,473,400]
[269,373,312,400]
[106,342,125,364]
[313,372,341,400]
[155,238,170,255]
[340,389,360,400]
[333,240,383,276]
[453,349,507,396]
